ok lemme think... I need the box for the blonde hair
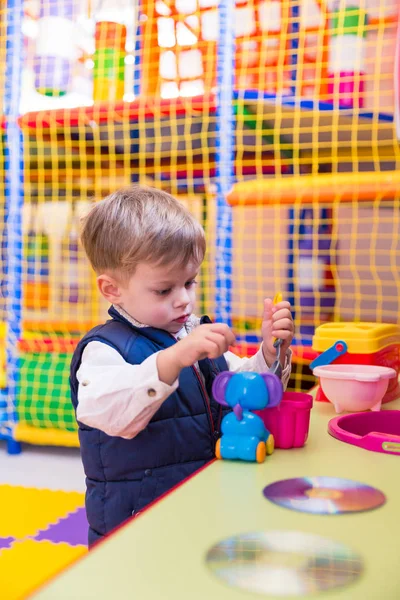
[80,185,206,277]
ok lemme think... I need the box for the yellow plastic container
[312,322,400,404]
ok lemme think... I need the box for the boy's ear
[97,274,122,303]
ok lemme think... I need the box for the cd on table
[206,530,363,596]
[263,476,386,514]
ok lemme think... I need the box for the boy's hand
[261,298,294,367]
[175,323,236,368]
[157,324,236,385]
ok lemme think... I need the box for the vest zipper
[166,331,215,441]
[217,405,223,431]
[210,359,219,377]
[192,366,215,436]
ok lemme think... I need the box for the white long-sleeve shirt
[76,312,292,440]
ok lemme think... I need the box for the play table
[33,393,400,599]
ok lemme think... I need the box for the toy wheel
[256,441,266,463]
[266,434,275,455]
[215,438,222,459]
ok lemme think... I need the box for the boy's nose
[174,288,190,308]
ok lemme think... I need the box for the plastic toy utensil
[269,339,283,378]
[269,292,283,378]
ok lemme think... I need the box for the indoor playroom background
[0,1,399,457]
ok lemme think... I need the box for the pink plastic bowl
[256,392,313,449]
[313,364,396,413]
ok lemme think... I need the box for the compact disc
[263,477,386,514]
[206,531,363,596]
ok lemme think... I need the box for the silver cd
[263,477,386,514]
[206,531,363,596]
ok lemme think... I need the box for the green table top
[35,395,400,599]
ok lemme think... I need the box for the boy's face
[110,260,200,334]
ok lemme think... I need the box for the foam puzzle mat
[0,484,87,599]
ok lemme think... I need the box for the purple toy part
[212,371,233,406]
[233,404,243,421]
[328,411,400,456]
[261,373,283,408]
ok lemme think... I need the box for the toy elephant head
[212,371,283,420]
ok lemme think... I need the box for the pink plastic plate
[328,411,400,455]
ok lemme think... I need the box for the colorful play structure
[0,0,399,453]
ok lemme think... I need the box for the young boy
[70,186,294,546]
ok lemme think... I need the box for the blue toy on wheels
[212,371,283,463]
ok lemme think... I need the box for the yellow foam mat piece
[0,539,87,600]
[0,485,84,539]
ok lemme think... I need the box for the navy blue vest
[70,307,229,546]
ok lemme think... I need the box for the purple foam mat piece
[35,507,88,547]
[0,536,14,550]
